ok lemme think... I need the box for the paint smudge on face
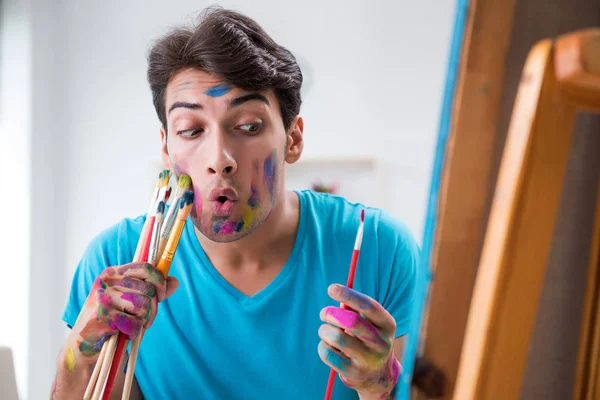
[263,151,277,199]
[248,184,259,209]
[205,83,232,97]
[64,345,76,371]
[191,185,203,221]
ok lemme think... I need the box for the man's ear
[285,116,304,164]
[160,127,172,170]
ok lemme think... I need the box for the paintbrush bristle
[157,201,165,214]
[178,174,192,190]
[160,170,170,187]
[360,209,364,222]
[177,190,194,220]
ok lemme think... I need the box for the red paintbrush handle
[326,248,361,397]
[103,217,155,399]
[346,249,360,289]
[324,369,337,400]
[102,332,128,400]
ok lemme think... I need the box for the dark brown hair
[147,7,303,131]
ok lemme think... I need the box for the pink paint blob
[390,356,401,383]
[327,307,387,346]
[120,292,145,312]
[327,307,360,328]
[220,221,237,235]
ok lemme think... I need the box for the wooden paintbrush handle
[91,334,118,400]
[83,342,109,400]
[121,329,145,400]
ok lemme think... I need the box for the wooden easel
[453,28,600,400]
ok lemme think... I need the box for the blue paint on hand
[205,84,232,97]
[318,341,350,372]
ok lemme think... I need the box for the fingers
[165,276,179,299]
[91,292,144,339]
[327,285,396,334]
[318,341,352,376]
[104,276,157,299]
[106,310,144,339]
[320,306,390,350]
[102,262,168,301]
[98,287,155,328]
[318,324,373,363]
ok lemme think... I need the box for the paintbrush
[148,201,166,263]
[121,190,194,400]
[90,175,168,400]
[324,209,365,400]
[85,172,168,400]
[133,171,170,261]
[157,175,192,258]
[100,194,167,400]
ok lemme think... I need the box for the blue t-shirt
[63,190,418,399]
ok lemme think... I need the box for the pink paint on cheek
[190,185,203,222]
[219,221,237,235]
[390,356,401,383]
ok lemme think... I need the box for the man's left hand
[318,284,401,399]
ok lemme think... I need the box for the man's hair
[147,7,303,131]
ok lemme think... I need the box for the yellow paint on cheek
[64,345,76,371]
[242,209,253,229]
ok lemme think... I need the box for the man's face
[161,68,298,242]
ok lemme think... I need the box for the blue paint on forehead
[205,83,232,97]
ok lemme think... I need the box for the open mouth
[217,196,228,204]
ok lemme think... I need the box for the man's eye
[237,123,263,134]
[177,128,203,138]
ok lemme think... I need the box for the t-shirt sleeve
[375,209,420,338]
[61,218,140,328]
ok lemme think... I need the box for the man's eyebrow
[168,102,202,116]
[228,93,270,109]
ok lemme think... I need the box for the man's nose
[206,132,237,177]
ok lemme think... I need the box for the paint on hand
[121,292,146,313]
[74,266,157,357]
[205,83,232,97]
[318,341,351,372]
[335,285,374,311]
[323,307,387,346]
[64,345,76,371]
[342,356,401,398]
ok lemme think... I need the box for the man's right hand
[73,262,177,359]
[51,262,179,399]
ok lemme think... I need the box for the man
[52,7,418,400]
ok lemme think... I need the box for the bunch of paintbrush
[83,170,193,400]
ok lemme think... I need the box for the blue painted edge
[398,0,470,398]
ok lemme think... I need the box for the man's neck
[195,190,300,270]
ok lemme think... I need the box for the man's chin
[199,227,254,243]
[192,217,256,243]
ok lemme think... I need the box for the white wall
[0,1,31,398]
[2,1,455,397]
